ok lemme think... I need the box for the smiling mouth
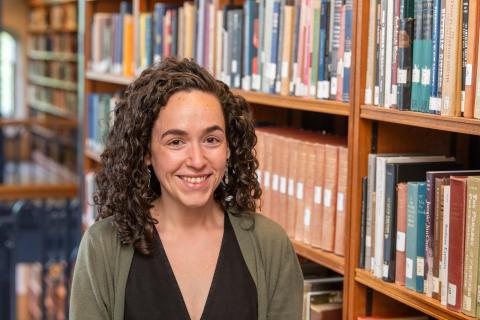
[179,175,211,184]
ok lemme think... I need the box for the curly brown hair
[94,57,261,255]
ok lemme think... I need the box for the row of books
[29,86,78,117]
[29,34,78,54]
[89,0,352,102]
[29,3,77,32]
[86,93,119,155]
[255,127,348,256]
[358,152,480,316]
[364,0,480,119]
[29,61,77,82]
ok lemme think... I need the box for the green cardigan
[69,212,304,320]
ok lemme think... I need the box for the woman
[70,58,303,320]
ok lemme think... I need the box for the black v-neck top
[124,213,258,320]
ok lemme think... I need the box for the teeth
[182,176,208,184]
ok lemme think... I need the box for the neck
[152,197,224,232]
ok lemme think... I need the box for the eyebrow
[160,125,225,139]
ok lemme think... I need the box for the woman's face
[146,90,229,210]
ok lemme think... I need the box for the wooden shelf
[29,74,77,91]
[233,89,351,115]
[28,27,77,34]
[291,240,344,275]
[28,50,77,62]
[355,269,476,320]
[86,71,134,85]
[30,0,77,6]
[360,105,480,136]
[0,184,78,200]
[29,99,76,119]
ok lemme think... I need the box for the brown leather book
[294,141,308,241]
[269,134,282,225]
[311,143,326,248]
[447,176,468,311]
[277,136,290,230]
[262,132,274,220]
[320,144,339,252]
[395,182,408,286]
[303,142,317,245]
[433,177,450,300]
[286,137,299,238]
[333,146,348,256]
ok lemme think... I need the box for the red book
[395,182,408,286]
[447,176,468,311]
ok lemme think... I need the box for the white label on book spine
[461,91,465,113]
[281,61,289,78]
[232,60,238,73]
[383,264,389,278]
[421,68,431,85]
[391,86,398,105]
[304,207,311,226]
[406,258,413,279]
[330,77,338,95]
[280,176,287,194]
[365,89,373,104]
[16,265,27,294]
[275,80,281,94]
[337,192,345,212]
[443,96,450,109]
[366,235,371,247]
[310,85,317,97]
[252,75,261,91]
[396,231,406,252]
[466,64,473,85]
[323,189,332,208]
[288,178,295,196]
[267,63,277,80]
[412,66,420,83]
[433,276,440,294]
[429,97,442,112]
[317,81,330,99]
[397,69,408,84]
[272,174,279,191]
[263,171,270,188]
[416,257,425,276]
[314,186,322,204]
[242,76,252,91]
[344,52,352,68]
[448,283,457,306]
[374,86,380,105]
[296,182,304,200]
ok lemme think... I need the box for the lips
[179,175,211,184]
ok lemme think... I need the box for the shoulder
[80,216,120,257]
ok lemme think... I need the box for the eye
[205,136,221,144]
[167,139,185,147]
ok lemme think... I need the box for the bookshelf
[27,0,79,176]
[79,1,355,318]
[79,0,480,319]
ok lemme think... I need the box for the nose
[186,143,207,169]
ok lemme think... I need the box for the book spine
[429,0,442,113]
[447,176,468,311]
[410,0,423,112]
[359,176,369,268]
[317,0,330,99]
[289,0,301,94]
[383,163,398,282]
[405,182,419,290]
[274,0,286,94]
[374,0,382,105]
[320,144,339,252]
[281,3,295,95]
[329,0,342,99]
[460,0,469,115]
[415,182,427,293]
[384,0,395,107]
[342,0,352,103]
[231,9,243,88]
[310,143,325,248]
[364,0,378,104]
[374,157,387,278]
[436,0,447,98]
[365,154,377,271]
[309,1,321,97]
[462,176,480,316]
[440,184,451,306]
[395,182,408,285]
[397,17,414,110]
[335,4,345,101]
[334,146,348,256]
[243,0,254,90]
[421,0,433,113]
[425,172,436,297]
[378,0,388,106]
[464,0,480,118]
[390,0,401,108]
[432,177,447,300]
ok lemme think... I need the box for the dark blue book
[317,0,330,99]
[153,3,167,63]
[145,14,152,67]
[268,0,281,93]
[243,0,256,90]
[342,0,353,102]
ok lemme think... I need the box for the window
[0,31,17,118]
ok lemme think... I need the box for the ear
[144,153,151,166]
[227,148,231,160]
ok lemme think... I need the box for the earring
[224,163,229,185]
[147,166,152,187]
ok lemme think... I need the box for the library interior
[1,0,480,319]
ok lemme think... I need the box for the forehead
[155,90,225,130]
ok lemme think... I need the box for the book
[382,160,457,283]
[447,176,468,311]
[440,183,451,306]
[364,0,378,104]
[464,0,480,118]
[394,182,408,285]
[333,146,348,256]
[405,181,426,293]
[359,176,368,268]
[462,176,480,315]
